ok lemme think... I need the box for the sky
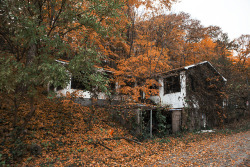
[170,0,250,40]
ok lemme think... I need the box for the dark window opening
[110,82,116,90]
[106,74,116,91]
[121,80,135,88]
[57,85,63,91]
[50,84,63,91]
[49,85,55,91]
[71,77,86,90]
[149,84,159,90]
[164,75,180,94]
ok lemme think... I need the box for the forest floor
[19,128,249,166]
[153,130,250,166]
[1,100,250,166]
[20,117,250,166]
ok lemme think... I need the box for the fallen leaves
[1,95,249,166]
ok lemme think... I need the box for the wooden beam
[150,109,152,138]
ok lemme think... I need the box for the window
[49,84,63,91]
[109,81,116,90]
[149,84,159,90]
[121,79,135,88]
[57,85,64,91]
[71,77,86,90]
[164,75,181,94]
[106,74,116,91]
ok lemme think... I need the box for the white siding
[57,89,92,98]
[149,71,187,108]
[56,78,107,100]
[57,88,108,100]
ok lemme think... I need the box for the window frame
[163,75,181,94]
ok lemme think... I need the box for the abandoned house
[54,60,227,135]
[149,61,227,108]
[143,61,227,135]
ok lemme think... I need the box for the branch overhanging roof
[56,59,227,82]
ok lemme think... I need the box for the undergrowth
[0,93,249,166]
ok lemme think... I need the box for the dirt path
[155,131,250,166]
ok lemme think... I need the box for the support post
[136,108,141,135]
[150,110,152,138]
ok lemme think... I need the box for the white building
[54,60,227,132]
[55,60,226,108]
[149,61,227,109]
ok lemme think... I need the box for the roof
[55,59,114,74]
[185,61,227,82]
[55,59,70,64]
[55,59,227,82]
[160,61,227,82]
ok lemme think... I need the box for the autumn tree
[111,10,242,128]
[110,17,171,102]
[101,1,178,102]
[136,13,218,68]
[109,11,226,103]
[233,35,250,66]
[223,35,250,120]
[0,0,124,139]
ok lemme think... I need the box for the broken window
[164,75,181,94]
[71,77,86,90]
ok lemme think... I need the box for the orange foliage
[1,99,248,166]
[109,129,114,136]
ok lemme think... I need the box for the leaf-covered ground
[0,98,249,166]
[21,129,249,166]
[154,130,250,166]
